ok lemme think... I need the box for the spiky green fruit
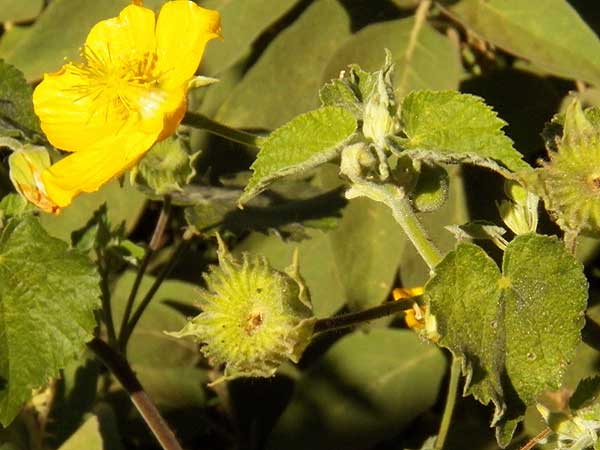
[167,237,315,384]
[521,99,600,237]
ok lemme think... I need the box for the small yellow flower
[32,1,221,209]
[392,286,425,329]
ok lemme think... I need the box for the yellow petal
[155,1,221,89]
[136,85,187,137]
[392,286,424,301]
[85,4,156,65]
[42,121,159,207]
[33,64,127,152]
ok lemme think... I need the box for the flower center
[72,46,165,120]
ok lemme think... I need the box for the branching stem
[118,197,172,352]
[313,299,415,334]
[120,239,191,349]
[87,338,184,450]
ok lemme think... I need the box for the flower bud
[167,236,315,384]
[497,180,539,236]
[362,56,398,148]
[8,145,59,214]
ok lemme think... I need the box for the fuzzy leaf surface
[0,216,100,425]
[0,60,40,138]
[425,234,587,445]
[241,107,357,204]
[502,234,587,404]
[398,90,527,173]
[425,243,505,421]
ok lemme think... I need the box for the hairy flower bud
[362,53,398,149]
[167,236,315,384]
[8,145,59,214]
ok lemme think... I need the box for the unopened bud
[8,145,59,214]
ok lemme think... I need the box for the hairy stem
[119,197,172,351]
[313,299,415,334]
[120,239,191,349]
[390,194,443,269]
[435,356,461,450]
[182,112,262,148]
[87,338,184,450]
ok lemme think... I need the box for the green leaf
[448,0,600,87]
[0,60,40,138]
[425,234,588,445]
[39,179,146,243]
[0,194,36,223]
[426,243,505,422]
[502,234,587,404]
[0,0,43,23]
[0,0,129,81]
[216,0,351,129]
[58,405,123,450]
[322,17,461,98]
[200,0,301,76]
[396,90,528,174]
[131,136,200,197]
[0,216,100,426]
[267,329,446,450]
[241,107,357,204]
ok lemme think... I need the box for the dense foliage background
[2,1,600,449]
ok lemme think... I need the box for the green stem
[97,250,117,347]
[118,197,172,352]
[120,239,191,350]
[313,299,415,334]
[87,338,184,450]
[435,356,461,450]
[182,112,261,148]
[390,194,443,269]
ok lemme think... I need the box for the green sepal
[131,136,200,197]
[319,64,376,119]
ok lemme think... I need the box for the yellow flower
[392,286,425,329]
[32,1,221,209]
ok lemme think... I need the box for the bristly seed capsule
[166,235,315,385]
